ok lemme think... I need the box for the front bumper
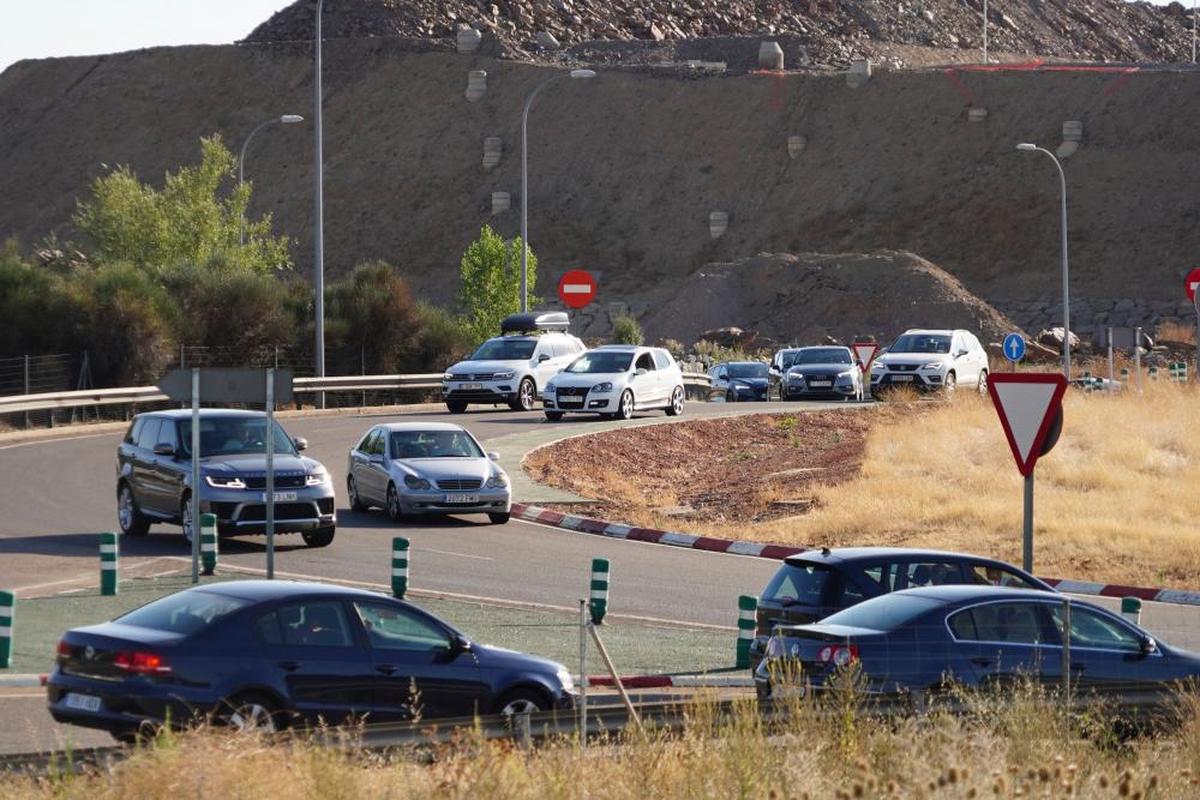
[397,486,511,516]
[728,385,769,401]
[202,484,336,535]
[544,390,617,414]
[871,371,944,391]
[443,380,520,404]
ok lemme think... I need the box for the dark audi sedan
[48,581,575,740]
[755,586,1200,715]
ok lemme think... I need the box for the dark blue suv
[48,581,575,740]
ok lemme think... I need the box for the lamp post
[520,68,595,314]
[983,0,988,64]
[238,115,304,245]
[1017,143,1071,379]
[314,0,326,391]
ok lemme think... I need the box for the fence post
[391,537,409,599]
[100,532,119,596]
[0,591,13,669]
[737,594,758,668]
[589,558,610,625]
[200,513,218,576]
[1120,596,1142,625]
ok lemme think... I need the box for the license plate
[461,383,482,390]
[890,375,913,382]
[64,693,102,712]
[808,380,832,388]
[263,491,298,502]
[558,398,583,406]
[444,494,478,504]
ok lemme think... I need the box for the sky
[0,0,1188,74]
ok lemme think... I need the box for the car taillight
[113,651,171,674]
[56,639,71,659]
[816,644,859,666]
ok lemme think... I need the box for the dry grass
[1156,320,1195,346]
[7,692,1200,799]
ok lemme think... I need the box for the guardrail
[0,373,713,418]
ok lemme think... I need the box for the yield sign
[558,269,597,309]
[851,342,879,373]
[987,373,1068,477]
[1185,267,1200,304]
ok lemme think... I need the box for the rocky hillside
[247,0,1197,65]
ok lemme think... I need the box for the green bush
[72,261,174,386]
[0,239,80,357]
[612,315,644,345]
[458,225,536,345]
[326,261,422,374]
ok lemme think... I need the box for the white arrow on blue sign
[1002,333,1027,363]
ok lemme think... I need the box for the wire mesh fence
[0,353,82,428]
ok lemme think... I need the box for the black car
[755,586,1199,716]
[749,548,1053,668]
[709,361,770,402]
[48,581,575,740]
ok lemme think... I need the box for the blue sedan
[709,361,770,402]
[48,581,575,740]
[755,586,1200,714]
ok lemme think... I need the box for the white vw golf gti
[543,345,686,420]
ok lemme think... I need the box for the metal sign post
[1134,327,1142,392]
[191,369,201,583]
[266,368,276,580]
[1186,268,1200,383]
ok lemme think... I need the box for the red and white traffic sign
[987,373,1068,477]
[1185,267,1200,304]
[851,341,879,374]
[558,270,597,309]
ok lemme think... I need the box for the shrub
[612,314,644,345]
[326,261,422,374]
[71,261,174,386]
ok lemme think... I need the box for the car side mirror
[537,353,551,363]
[449,634,472,657]
[152,443,176,457]
[955,349,968,358]
[487,451,500,462]
[636,367,648,376]
[293,436,309,451]
[369,454,384,464]
[1141,636,1157,655]
[717,371,728,380]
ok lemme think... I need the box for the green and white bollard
[391,537,409,599]
[736,595,758,668]
[1119,367,1130,383]
[589,558,610,625]
[200,513,218,576]
[100,531,118,596]
[1121,597,1142,625]
[0,591,13,669]
[1149,365,1159,382]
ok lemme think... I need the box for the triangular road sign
[987,373,1068,476]
[851,342,879,373]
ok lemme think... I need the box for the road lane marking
[418,547,493,562]
[0,432,117,451]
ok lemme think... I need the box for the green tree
[404,302,475,372]
[71,262,174,386]
[612,315,644,345]
[458,225,536,344]
[327,261,423,373]
[0,239,80,357]
[74,135,291,277]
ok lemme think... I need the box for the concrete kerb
[0,674,45,688]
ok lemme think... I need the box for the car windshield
[818,594,942,632]
[888,334,951,354]
[470,339,536,360]
[116,590,250,636]
[390,430,483,459]
[763,562,835,606]
[565,352,634,374]
[725,363,769,379]
[793,348,852,366]
[179,417,297,458]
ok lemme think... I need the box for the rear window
[763,562,835,606]
[819,594,941,632]
[116,591,250,636]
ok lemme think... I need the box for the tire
[301,526,335,548]
[117,482,150,537]
[725,389,736,403]
[386,483,406,523]
[347,476,368,512]
[977,369,989,394]
[544,411,564,421]
[493,687,549,718]
[446,399,468,414]
[666,386,685,417]
[219,692,287,733]
[180,493,195,545]
[489,512,511,524]
[943,371,957,394]
[510,378,536,412]
[616,390,635,421]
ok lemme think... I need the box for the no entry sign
[1186,267,1200,304]
[558,270,597,309]
[987,373,1067,477]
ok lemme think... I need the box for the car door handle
[277,661,301,672]
[375,664,398,676]
[970,657,993,667]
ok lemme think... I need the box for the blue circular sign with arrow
[1002,332,1027,363]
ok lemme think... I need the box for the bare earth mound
[639,250,1019,345]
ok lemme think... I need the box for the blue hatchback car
[755,586,1200,714]
[48,581,575,740]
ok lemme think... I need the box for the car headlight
[592,382,613,393]
[788,373,805,383]
[205,475,246,489]
[556,668,575,692]
[404,475,431,490]
[485,473,508,489]
[920,362,944,371]
[836,371,854,382]
[871,361,887,371]
[545,383,556,393]
[443,372,453,381]
[305,470,329,487]
[493,370,515,380]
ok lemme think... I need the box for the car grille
[888,364,919,372]
[450,373,494,381]
[557,387,588,397]
[239,503,319,522]
[243,475,307,489]
[437,479,483,491]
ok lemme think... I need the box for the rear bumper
[47,673,218,734]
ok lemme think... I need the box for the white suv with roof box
[443,312,585,413]
[542,345,686,420]
[870,328,989,394]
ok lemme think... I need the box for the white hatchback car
[543,346,686,420]
[870,329,989,394]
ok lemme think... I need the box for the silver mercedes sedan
[346,422,511,524]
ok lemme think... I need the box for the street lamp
[314,0,327,389]
[1017,142,1071,379]
[520,68,595,313]
[238,114,304,245]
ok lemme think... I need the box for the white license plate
[461,383,482,390]
[262,491,298,502]
[808,380,832,388]
[64,693,102,712]
[444,494,478,504]
[559,398,583,406]
[890,375,914,382]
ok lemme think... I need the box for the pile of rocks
[245,0,1196,66]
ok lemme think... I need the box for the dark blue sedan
[48,581,575,740]
[709,361,770,402]
[755,586,1200,714]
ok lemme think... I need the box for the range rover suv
[116,410,337,548]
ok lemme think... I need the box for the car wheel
[117,482,150,537]
[446,399,468,414]
[180,493,195,545]
[944,371,957,394]
[488,512,510,524]
[544,411,564,421]
[347,476,368,512]
[301,526,335,547]
[494,687,548,719]
[666,386,685,416]
[386,483,406,523]
[725,389,736,403]
[220,692,287,733]
[617,390,635,420]
[977,369,988,394]
[510,378,536,412]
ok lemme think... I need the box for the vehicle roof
[899,329,960,336]
[139,409,266,420]
[190,580,386,602]
[890,585,1063,604]
[593,344,644,352]
[716,360,767,366]
[375,422,469,433]
[785,547,1021,567]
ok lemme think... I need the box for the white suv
[443,313,586,413]
[870,328,989,394]
[543,345,686,420]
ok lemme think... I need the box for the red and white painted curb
[582,673,755,689]
[512,503,1200,609]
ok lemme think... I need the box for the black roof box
[500,311,570,334]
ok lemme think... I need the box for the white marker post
[191,368,201,583]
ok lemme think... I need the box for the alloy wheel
[118,486,134,531]
[228,703,278,733]
[519,379,535,411]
